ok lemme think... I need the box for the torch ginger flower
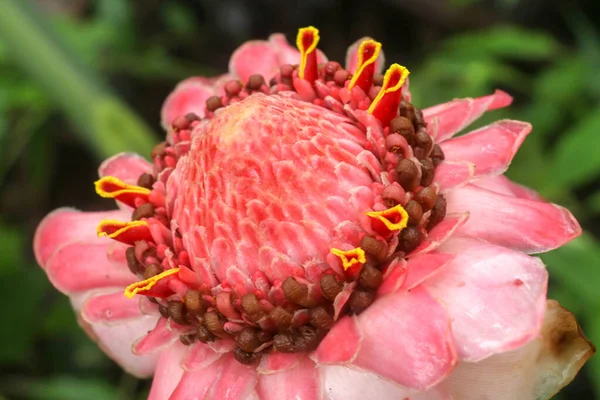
[34,26,594,399]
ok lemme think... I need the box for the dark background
[0,0,599,398]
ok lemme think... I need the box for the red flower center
[94,26,446,364]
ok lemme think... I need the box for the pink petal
[434,161,475,192]
[228,40,281,83]
[170,356,224,400]
[207,354,257,400]
[82,291,142,324]
[257,356,320,400]
[257,352,300,374]
[377,258,407,297]
[182,342,222,371]
[320,365,449,400]
[472,174,543,202]
[401,252,455,291]
[161,77,217,128]
[133,317,178,355]
[446,184,581,253]
[314,315,363,364]
[423,238,547,361]
[438,300,594,399]
[440,120,532,177]
[345,36,386,74]
[45,241,134,294]
[98,152,152,183]
[34,208,128,267]
[70,291,159,378]
[411,213,470,256]
[148,341,189,400]
[269,33,328,67]
[424,90,513,142]
[351,286,457,390]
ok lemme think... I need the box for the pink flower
[34,27,594,399]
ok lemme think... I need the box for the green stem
[0,0,156,158]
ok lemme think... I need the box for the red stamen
[97,219,153,245]
[124,268,180,299]
[368,64,410,125]
[348,40,382,92]
[366,204,409,238]
[330,247,366,271]
[95,176,151,208]
[296,26,320,83]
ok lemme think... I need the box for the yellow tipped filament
[296,26,320,81]
[348,40,382,91]
[95,176,150,199]
[366,204,409,232]
[368,63,410,114]
[124,268,180,299]
[331,247,367,271]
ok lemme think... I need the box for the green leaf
[542,233,600,306]
[3,377,124,400]
[0,224,24,276]
[549,107,600,188]
[443,26,562,60]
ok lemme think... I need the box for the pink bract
[34,28,594,399]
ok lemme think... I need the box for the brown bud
[172,115,191,131]
[235,327,262,352]
[185,113,200,122]
[158,304,169,318]
[420,159,435,187]
[400,100,416,122]
[309,306,333,330]
[389,116,415,142]
[167,301,188,325]
[320,274,343,301]
[150,141,167,159]
[358,264,383,290]
[360,236,388,263]
[414,128,433,158]
[282,277,318,307]
[413,108,426,128]
[269,306,293,331]
[132,203,155,221]
[204,311,230,338]
[396,159,419,192]
[241,293,265,322]
[179,331,199,346]
[414,187,437,211]
[144,263,162,280]
[430,144,445,167]
[206,96,223,112]
[397,226,423,254]
[125,247,144,275]
[225,80,242,96]
[137,173,155,189]
[404,200,423,226]
[348,290,375,315]
[373,73,384,87]
[233,347,257,365]
[196,325,215,343]
[183,290,204,315]
[247,74,266,91]
[427,194,447,231]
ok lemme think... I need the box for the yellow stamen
[366,204,409,232]
[124,268,180,299]
[331,247,367,271]
[296,26,320,80]
[368,64,410,114]
[95,176,150,198]
[348,39,382,91]
[97,219,148,239]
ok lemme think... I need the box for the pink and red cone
[34,28,594,399]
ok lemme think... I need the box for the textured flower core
[95,26,448,364]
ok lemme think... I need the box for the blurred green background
[0,0,598,398]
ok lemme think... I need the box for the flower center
[94,26,446,364]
